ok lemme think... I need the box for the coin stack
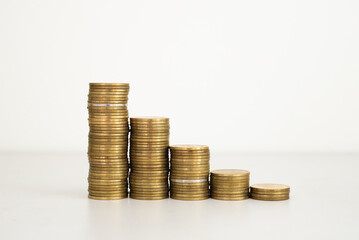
[87,83,130,200]
[169,145,210,200]
[250,183,290,201]
[129,117,170,200]
[210,169,250,200]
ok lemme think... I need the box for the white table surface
[0,152,358,240]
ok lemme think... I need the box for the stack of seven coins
[129,117,170,200]
[87,83,130,200]
[210,169,250,200]
[169,145,210,200]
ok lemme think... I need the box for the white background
[0,0,358,153]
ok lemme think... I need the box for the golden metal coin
[130,116,169,122]
[250,193,289,201]
[88,195,127,200]
[129,194,168,200]
[250,183,289,192]
[170,144,209,150]
[89,82,129,87]
[211,169,249,177]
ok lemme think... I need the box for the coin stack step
[87,83,130,200]
[170,145,210,200]
[129,117,170,200]
[210,169,250,200]
[250,183,290,201]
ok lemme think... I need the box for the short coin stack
[129,117,170,200]
[210,169,250,200]
[87,83,130,200]
[169,145,210,200]
[250,183,290,201]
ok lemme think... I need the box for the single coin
[130,116,169,121]
[129,194,168,200]
[170,144,209,150]
[88,195,127,200]
[250,193,289,201]
[211,169,250,177]
[250,184,290,193]
[89,86,129,91]
[170,195,209,201]
[211,195,249,201]
[90,82,129,87]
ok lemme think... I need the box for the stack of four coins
[87,83,130,200]
[170,145,210,200]
[129,117,170,200]
[250,184,290,201]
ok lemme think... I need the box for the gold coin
[88,97,128,101]
[88,146,128,150]
[130,116,169,121]
[88,195,127,200]
[170,175,209,180]
[88,105,128,109]
[88,186,128,191]
[211,169,249,176]
[129,182,168,187]
[129,194,168,200]
[170,151,210,156]
[211,195,248,201]
[130,132,170,136]
[89,132,128,137]
[210,179,249,184]
[170,170,209,174]
[90,82,129,87]
[88,100,128,104]
[130,135,169,140]
[88,91,129,95]
[89,113,129,117]
[130,129,169,134]
[88,117,129,122]
[130,146,168,151]
[170,193,209,198]
[170,144,209,150]
[89,87,129,91]
[88,94,128,98]
[88,178,127,183]
[89,138,128,142]
[250,193,289,201]
[250,184,290,194]
[130,154,168,158]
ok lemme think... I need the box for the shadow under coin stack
[250,183,290,201]
[87,83,130,200]
[129,117,170,200]
[210,169,250,200]
[169,145,210,200]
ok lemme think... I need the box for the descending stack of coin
[87,83,130,200]
[129,117,170,200]
[169,145,210,200]
[210,169,250,200]
[250,183,290,201]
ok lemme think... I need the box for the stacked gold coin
[169,145,210,200]
[129,117,170,200]
[250,183,290,201]
[210,169,250,200]
[87,83,130,200]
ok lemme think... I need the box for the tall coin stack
[129,117,170,200]
[87,83,130,200]
[250,183,290,201]
[169,145,210,200]
[210,169,250,200]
